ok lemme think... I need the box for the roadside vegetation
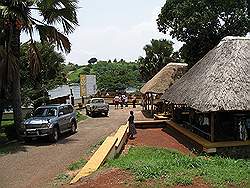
[76,111,88,122]
[67,158,87,171]
[68,59,143,91]
[108,147,250,187]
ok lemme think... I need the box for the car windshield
[91,99,104,103]
[34,107,57,117]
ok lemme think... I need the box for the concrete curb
[70,123,129,184]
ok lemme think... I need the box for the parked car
[86,98,109,117]
[19,104,77,142]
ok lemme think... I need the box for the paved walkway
[0,105,143,188]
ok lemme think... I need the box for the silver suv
[19,104,77,142]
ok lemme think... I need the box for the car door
[58,106,68,132]
[65,105,73,129]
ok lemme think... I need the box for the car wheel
[49,127,59,142]
[89,111,93,117]
[71,121,77,134]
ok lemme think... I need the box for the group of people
[113,94,127,109]
[113,94,137,109]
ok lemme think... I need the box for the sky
[64,0,183,65]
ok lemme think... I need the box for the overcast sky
[65,0,183,65]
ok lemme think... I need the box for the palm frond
[36,24,71,53]
[0,0,33,28]
[36,0,78,34]
[28,42,42,76]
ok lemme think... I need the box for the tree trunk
[12,68,22,128]
[0,105,3,127]
[11,27,22,130]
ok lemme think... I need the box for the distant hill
[67,60,143,92]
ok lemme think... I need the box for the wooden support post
[150,93,154,115]
[210,112,215,142]
[147,94,149,110]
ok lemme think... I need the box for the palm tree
[0,0,78,128]
[138,39,174,82]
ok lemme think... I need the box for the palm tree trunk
[11,27,22,130]
[0,106,3,127]
[12,68,22,129]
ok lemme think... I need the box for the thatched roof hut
[140,63,188,94]
[161,36,250,112]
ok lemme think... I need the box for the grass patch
[0,132,8,144]
[0,142,21,155]
[68,158,87,171]
[0,121,16,144]
[76,111,88,122]
[53,173,72,186]
[1,120,14,127]
[108,147,250,187]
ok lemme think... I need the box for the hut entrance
[215,112,250,142]
[170,105,250,142]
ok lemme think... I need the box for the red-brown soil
[69,168,132,188]
[127,128,192,155]
[71,128,213,188]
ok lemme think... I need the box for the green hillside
[67,60,142,91]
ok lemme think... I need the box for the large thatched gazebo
[161,36,250,142]
[140,63,187,114]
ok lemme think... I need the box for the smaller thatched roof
[161,36,250,112]
[140,63,188,94]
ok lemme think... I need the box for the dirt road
[0,106,138,188]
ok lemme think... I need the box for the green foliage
[0,0,78,128]
[64,62,79,73]
[54,173,72,184]
[138,39,178,82]
[108,147,250,187]
[67,158,87,171]
[67,66,88,83]
[76,111,88,122]
[157,0,249,67]
[20,42,67,107]
[0,142,20,155]
[68,60,142,92]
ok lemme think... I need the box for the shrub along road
[0,106,136,188]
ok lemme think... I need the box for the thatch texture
[161,36,250,112]
[140,63,188,94]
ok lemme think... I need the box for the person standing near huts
[128,111,137,139]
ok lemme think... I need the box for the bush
[4,124,17,140]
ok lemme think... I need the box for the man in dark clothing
[128,111,137,139]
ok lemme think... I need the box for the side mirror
[59,112,64,116]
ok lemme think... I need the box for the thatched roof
[161,36,250,112]
[140,63,188,94]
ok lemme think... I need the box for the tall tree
[138,39,174,82]
[157,0,249,67]
[20,42,67,108]
[0,0,78,128]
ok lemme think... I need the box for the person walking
[114,95,119,109]
[119,95,123,109]
[128,111,137,139]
